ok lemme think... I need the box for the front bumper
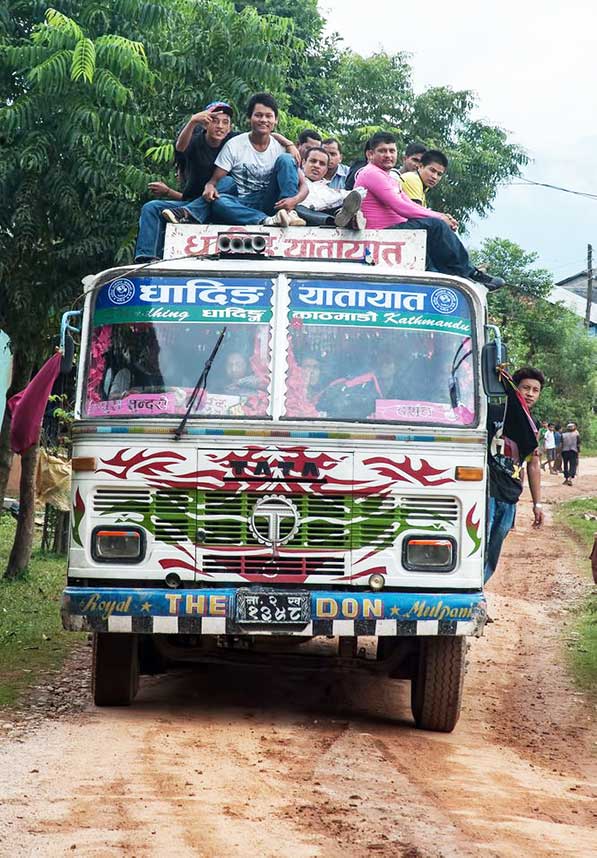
[62,587,486,637]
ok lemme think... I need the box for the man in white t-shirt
[204,92,308,226]
[543,422,556,474]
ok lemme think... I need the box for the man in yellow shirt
[401,149,457,229]
[401,149,448,205]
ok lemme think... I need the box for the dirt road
[1,464,595,858]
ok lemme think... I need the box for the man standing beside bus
[485,367,545,583]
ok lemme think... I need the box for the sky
[322,0,597,281]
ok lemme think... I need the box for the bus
[60,224,501,732]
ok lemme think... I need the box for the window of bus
[84,276,273,418]
[284,280,476,426]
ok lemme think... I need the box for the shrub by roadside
[556,497,597,693]
[0,514,83,707]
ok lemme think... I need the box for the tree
[0,0,299,576]
[409,88,528,226]
[473,238,597,444]
[319,55,527,226]
[232,0,341,127]
[0,5,157,577]
[330,51,413,135]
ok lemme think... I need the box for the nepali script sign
[163,224,426,270]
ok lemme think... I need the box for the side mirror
[60,332,75,374]
[481,339,508,397]
[59,310,81,374]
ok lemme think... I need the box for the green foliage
[0,0,297,356]
[332,51,413,136]
[411,88,528,225]
[0,4,157,358]
[474,238,597,444]
[0,0,531,362]
[0,515,82,708]
[556,497,597,694]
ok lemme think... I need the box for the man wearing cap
[134,101,237,262]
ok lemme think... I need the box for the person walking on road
[561,422,581,486]
[543,423,557,474]
[553,423,563,474]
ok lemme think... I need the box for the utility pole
[586,243,593,328]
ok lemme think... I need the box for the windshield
[85,276,272,418]
[284,279,476,426]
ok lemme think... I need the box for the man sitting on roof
[205,92,308,227]
[401,149,447,205]
[297,128,323,163]
[134,101,235,262]
[322,137,350,189]
[400,148,459,230]
[294,147,366,229]
[400,141,427,174]
[355,132,504,289]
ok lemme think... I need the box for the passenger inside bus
[285,325,474,422]
[88,322,271,416]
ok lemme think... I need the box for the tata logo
[249,496,300,549]
[227,460,322,482]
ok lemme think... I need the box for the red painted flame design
[97,447,454,498]
[362,455,454,487]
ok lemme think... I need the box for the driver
[221,351,259,394]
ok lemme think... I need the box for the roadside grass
[0,514,83,708]
[556,496,597,694]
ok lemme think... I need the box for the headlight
[92,527,144,563]
[403,537,455,572]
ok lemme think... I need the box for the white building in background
[551,272,597,335]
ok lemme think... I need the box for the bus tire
[92,633,139,707]
[411,636,466,732]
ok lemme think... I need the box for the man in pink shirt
[356,132,504,289]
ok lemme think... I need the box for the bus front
[63,258,488,730]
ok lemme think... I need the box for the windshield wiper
[449,338,472,410]
[174,327,227,440]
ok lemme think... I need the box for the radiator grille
[93,488,458,551]
[203,554,346,577]
[93,487,151,514]
[154,490,193,543]
[93,487,193,543]
[397,495,458,523]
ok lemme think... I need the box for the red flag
[8,352,62,454]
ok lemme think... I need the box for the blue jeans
[484,497,516,583]
[134,196,210,261]
[211,154,299,224]
[132,178,241,262]
[389,218,473,277]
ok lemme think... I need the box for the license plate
[236,590,310,624]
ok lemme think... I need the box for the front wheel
[92,633,139,706]
[411,636,466,732]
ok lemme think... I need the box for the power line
[507,177,597,201]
